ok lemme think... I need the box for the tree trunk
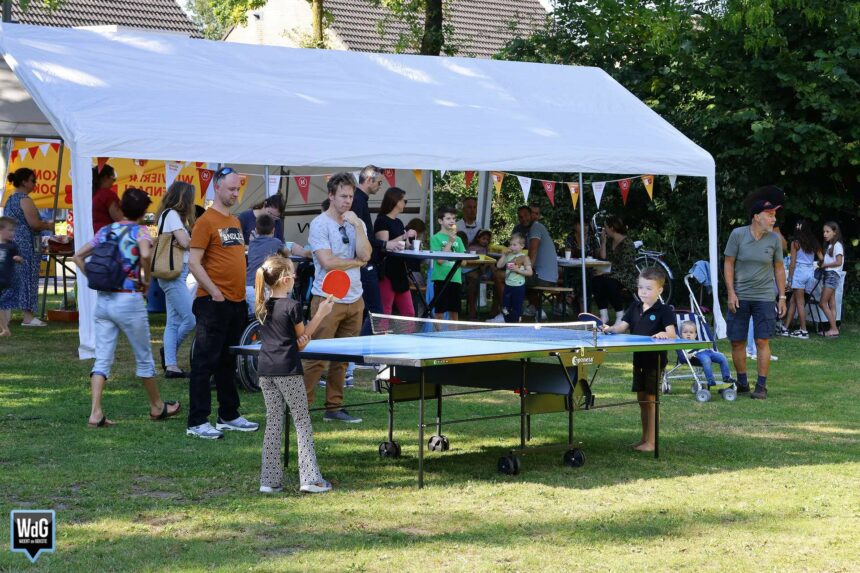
[311,0,324,47]
[420,0,443,55]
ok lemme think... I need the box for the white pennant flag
[352,170,361,185]
[591,181,606,207]
[440,169,446,178]
[165,161,182,188]
[516,176,532,202]
[668,175,677,190]
[39,143,50,157]
[267,175,280,197]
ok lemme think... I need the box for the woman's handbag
[150,209,183,280]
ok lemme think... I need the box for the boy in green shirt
[429,206,466,320]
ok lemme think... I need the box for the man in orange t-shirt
[186,167,259,440]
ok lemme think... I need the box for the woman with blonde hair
[155,181,197,378]
[254,254,334,494]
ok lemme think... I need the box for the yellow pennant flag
[491,171,505,195]
[566,182,580,209]
[412,169,423,185]
[641,175,654,200]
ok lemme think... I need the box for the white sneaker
[215,416,259,432]
[186,422,224,440]
[259,485,283,494]
[21,318,47,327]
[300,480,332,494]
[746,352,757,361]
[771,354,779,361]
[486,313,505,323]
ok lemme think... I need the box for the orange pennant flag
[541,180,556,206]
[465,171,475,188]
[10,149,18,163]
[641,175,654,200]
[50,143,60,153]
[619,178,631,205]
[197,168,214,197]
[566,182,580,209]
[491,172,505,195]
[412,169,423,185]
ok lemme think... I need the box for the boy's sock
[756,375,767,390]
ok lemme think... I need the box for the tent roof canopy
[0,23,713,178]
[0,57,59,138]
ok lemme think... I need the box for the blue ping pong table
[236,324,708,488]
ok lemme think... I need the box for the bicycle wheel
[236,319,261,392]
[635,254,674,305]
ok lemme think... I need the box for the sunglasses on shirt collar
[338,225,350,244]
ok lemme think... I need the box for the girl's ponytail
[254,266,269,323]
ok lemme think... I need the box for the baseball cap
[750,200,782,216]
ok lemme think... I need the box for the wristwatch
[778,295,786,300]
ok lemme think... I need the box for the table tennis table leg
[519,361,527,449]
[418,370,426,489]
[654,388,660,459]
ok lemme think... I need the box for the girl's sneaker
[259,485,283,494]
[789,329,809,339]
[300,480,332,494]
[776,324,790,336]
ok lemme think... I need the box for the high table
[386,250,478,318]
[39,250,76,319]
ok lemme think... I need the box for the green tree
[370,0,452,55]
[501,0,860,295]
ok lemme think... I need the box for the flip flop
[150,400,181,421]
[87,416,115,428]
[823,333,840,338]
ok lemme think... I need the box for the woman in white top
[779,220,821,339]
[819,222,844,337]
[155,181,197,377]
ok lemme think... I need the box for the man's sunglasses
[213,166,235,182]
[338,226,350,245]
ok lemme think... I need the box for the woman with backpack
[153,181,196,378]
[71,187,181,427]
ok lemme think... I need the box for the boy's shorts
[432,280,461,314]
[632,366,664,394]
[726,299,776,341]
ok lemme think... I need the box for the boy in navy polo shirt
[604,267,676,452]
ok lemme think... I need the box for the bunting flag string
[491,171,505,195]
[10,149,18,162]
[641,175,654,200]
[412,169,423,185]
[668,175,677,190]
[351,170,361,185]
[618,178,631,205]
[382,168,396,187]
[197,168,214,198]
[541,180,556,206]
[567,182,579,209]
[516,175,532,202]
[39,143,50,157]
[464,170,475,188]
[266,174,280,198]
[591,181,606,208]
[164,161,182,188]
[96,157,110,173]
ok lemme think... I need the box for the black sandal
[150,401,181,421]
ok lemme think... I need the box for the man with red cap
[723,199,787,400]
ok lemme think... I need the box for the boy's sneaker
[750,386,768,400]
[323,409,362,423]
[215,416,259,432]
[776,324,790,336]
[344,373,355,388]
[789,329,809,339]
[299,480,332,494]
[486,313,505,323]
[186,422,224,440]
[318,377,327,388]
[259,485,283,494]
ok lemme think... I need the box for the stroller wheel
[721,388,737,402]
[695,389,711,403]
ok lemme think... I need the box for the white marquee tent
[0,23,724,358]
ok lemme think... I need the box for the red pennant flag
[197,168,214,197]
[96,157,110,173]
[382,168,396,188]
[619,178,631,205]
[465,171,475,188]
[10,149,18,162]
[195,162,204,168]
[28,146,39,158]
[294,175,311,203]
[50,143,60,153]
[541,180,556,206]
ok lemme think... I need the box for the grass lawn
[1,307,858,572]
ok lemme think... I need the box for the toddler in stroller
[678,319,737,402]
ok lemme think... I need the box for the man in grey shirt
[723,199,786,400]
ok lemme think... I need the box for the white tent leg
[71,153,96,359]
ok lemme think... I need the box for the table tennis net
[370,314,598,344]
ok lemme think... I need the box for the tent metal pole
[429,172,434,236]
[578,172,587,312]
[50,141,65,224]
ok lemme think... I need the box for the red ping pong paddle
[321,269,350,300]
[578,312,611,334]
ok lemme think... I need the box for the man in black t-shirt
[605,267,676,453]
